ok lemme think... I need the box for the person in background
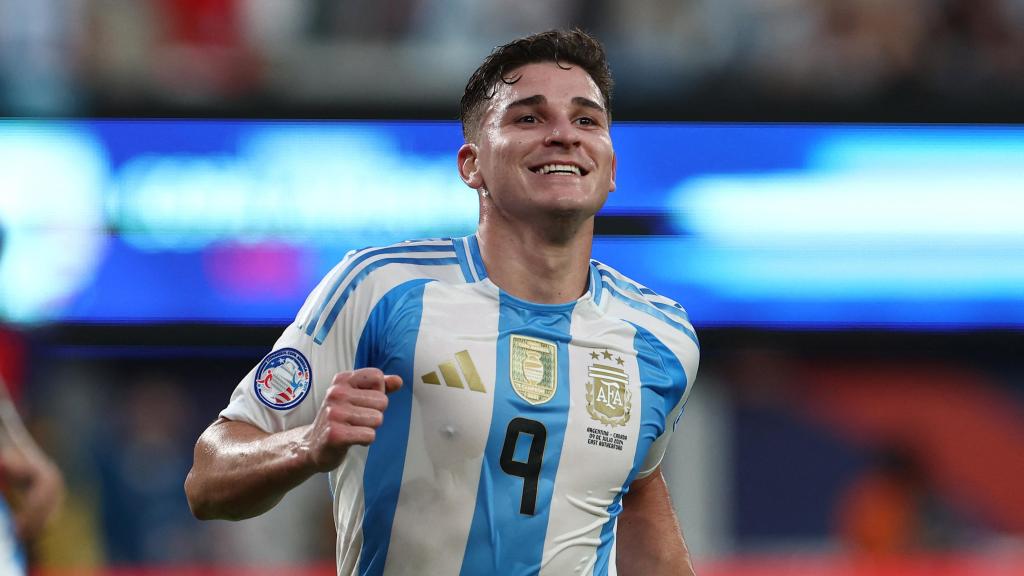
[0,373,64,574]
[0,224,66,574]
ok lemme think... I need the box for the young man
[186,29,700,576]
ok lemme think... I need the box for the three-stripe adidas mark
[421,350,486,393]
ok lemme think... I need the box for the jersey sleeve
[217,240,460,434]
[218,256,357,434]
[634,324,700,480]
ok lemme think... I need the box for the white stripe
[383,282,500,576]
[539,305,642,576]
[332,446,369,576]
[602,296,699,478]
[461,236,480,282]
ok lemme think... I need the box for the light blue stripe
[601,277,699,348]
[357,280,430,576]
[305,243,454,338]
[452,237,476,282]
[314,256,459,344]
[589,262,604,306]
[460,293,574,575]
[593,324,689,575]
[597,268,691,323]
[653,301,689,322]
[467,234,488,279]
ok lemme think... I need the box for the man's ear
[457,143,484,189]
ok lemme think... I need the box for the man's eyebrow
[572,97,606,114]
[506,95,607,115]
[508,94,546,109]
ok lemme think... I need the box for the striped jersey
[220,234,700,576]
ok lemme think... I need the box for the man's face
[459,61,616,222]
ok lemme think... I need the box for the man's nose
[543,118,580,147]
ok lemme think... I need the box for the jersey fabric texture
[220,235,700,576]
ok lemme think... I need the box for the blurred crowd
[3,326,1020,569]
[1,0,1023,118]
[19,338,337,567]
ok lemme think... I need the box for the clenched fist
[302,367,402,472]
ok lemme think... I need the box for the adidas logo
[421,350,486,393]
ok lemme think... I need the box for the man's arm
[184,368,401,521]
[0,377,64,541]
[616,467,696,576]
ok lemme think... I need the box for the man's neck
[476,218,594,305]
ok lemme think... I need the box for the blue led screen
[1,119,1021,329]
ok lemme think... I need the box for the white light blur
[669,133,1024,301]
[112,125,478,251]
[674,171,1024,245]
[0,124,108,322]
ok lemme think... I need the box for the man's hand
[186,367,403,520]
[302,368,403,473]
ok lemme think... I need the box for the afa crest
[586,351,631,426]
[509,334,557,405]
[254,348,312,410]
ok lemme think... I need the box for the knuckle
[327,386,354,405]
[355,367,384,382]
[326,425,348,447]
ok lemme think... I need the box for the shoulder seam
[307,243,459,343]
[594,264,692,327]
[599,279,699,348]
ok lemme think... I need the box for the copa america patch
[254,348,312,410]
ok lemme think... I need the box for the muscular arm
[616,467,696,576]
[185,368,401,521]
[185,418,315,520]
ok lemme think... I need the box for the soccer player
[185,29,700,576]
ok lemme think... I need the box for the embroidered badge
[254,347,312,410]
[586,350,631,427]
[509,334,557,405]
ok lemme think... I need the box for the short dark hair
[459,28,613,141]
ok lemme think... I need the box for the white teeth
[537,164,581,176]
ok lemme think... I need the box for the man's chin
[545,193,606,216]
[535,200,604,234]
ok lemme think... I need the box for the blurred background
[1,1,1023,575]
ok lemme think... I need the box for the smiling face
[458,61,617,226]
